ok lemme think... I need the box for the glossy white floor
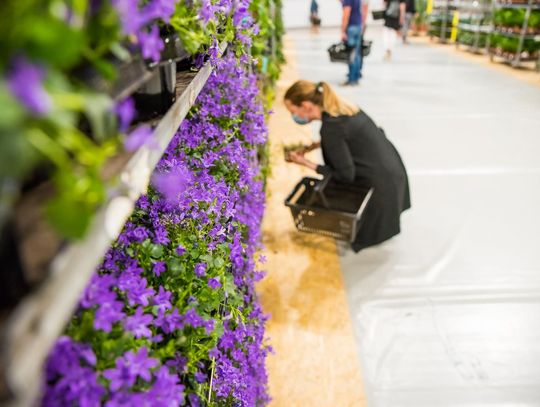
[287,25,540,406]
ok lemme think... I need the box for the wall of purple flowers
[42,52,271,406]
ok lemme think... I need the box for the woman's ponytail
[284,80,359,117]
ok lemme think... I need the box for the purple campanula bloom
[198,0,217,23]
[194,262,206,277]
[124,307,153,338]
[80,274,117,309]
[7,56,52,115]
[124,125,155,151]
[152,261,166,276]
[125,277,155,307]
[104,347,158,392]
[114,97,135,132]
[111,0,152,35]
[208,277,221,289]
[148,366,186,405]
[188,393,201,407]
[94,300,125,332]
[143,0,176,22]
[152,164,193,204]
[153,286,172,312]
[165,354,188,374]
[153,225,169,245]
[194,371,206,383]
[175,244,186,256]
[138,25,164,63]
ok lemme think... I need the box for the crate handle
[356,187,374,220]
[306,174,332,208]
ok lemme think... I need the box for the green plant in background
[414,0,428,31]
[529,10,540,29]
[0,0,285,240]
[0,0,121,238]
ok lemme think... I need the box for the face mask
[292,114,309,125]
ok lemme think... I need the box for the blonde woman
[284,80,411,252]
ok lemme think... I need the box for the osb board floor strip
[256,36,367,407]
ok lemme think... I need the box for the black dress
[384,0,405,30]
[316,111,411,252]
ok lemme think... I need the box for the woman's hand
[288,151,307,165]
[288,151,318,171]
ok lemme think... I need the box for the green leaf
[150,244,164,258]
[167,258,185,275]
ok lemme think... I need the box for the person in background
[383,0,405,60]
[402,0,416,43]
[310,0,321,31]
[284,80,411,253]
[341,0,365,86]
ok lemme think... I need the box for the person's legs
[346,25,362,83]
[382,26,391,59]
[402,12,413,43]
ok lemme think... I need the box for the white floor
[287,25,540,406]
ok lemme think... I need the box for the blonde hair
[284,80,359,117]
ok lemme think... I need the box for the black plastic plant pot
[145,25,192,71]
[74,52,150,101]
[132,63,177,122]
[0,218,30,310]
[110,54,150,100]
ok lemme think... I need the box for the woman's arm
[289,134,355,183]
[316,138,355,182]
[303,141,321,153]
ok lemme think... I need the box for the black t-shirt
[405,0,416,13]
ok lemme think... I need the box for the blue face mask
[292,114,309,125]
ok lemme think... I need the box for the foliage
[43,52,272,406]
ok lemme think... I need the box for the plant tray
[285,177,373,242]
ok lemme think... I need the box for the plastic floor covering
[288,26,540,406]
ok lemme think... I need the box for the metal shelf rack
[456,0,494,53]
[428,0,460,42]
[487,0,540,68]
[0,43,228,407]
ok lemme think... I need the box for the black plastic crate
[285,177,374,242]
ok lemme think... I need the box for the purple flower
[165,354,188,374]
[188,393,201,407]
[131,226,149,242]
[194,371,206,383]
[194,262,206,277]
[125,277,155,307]
[153,225,169,245]
[175,245,186,256]
[199,0,217,23]
[112,0,152,35]
[80,274,117,309]
[124,307,153,338]
[157,308,183,334]
[152,261,166,276]
[148,366,185,405]
[104,348,158,391]
[138,25,164,63]
[152,165,193,204]
[7,56,52,115]
[208,277,221,289]
[153,286,173,312]
[143,0,176,22]
[94,300,125,332]
[114,98,135,132]
[124,125,155,151]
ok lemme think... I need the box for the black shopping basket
[285,176,374,242]
[327,39,373,64]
